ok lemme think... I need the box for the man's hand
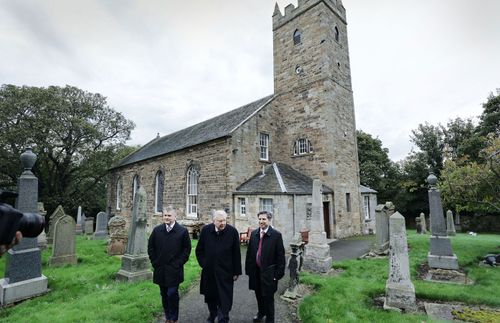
[0,231,23,256]
[233,275,239,281]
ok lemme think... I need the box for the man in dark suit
[148,206,191,323]
[196,210,242,323]
[245,211,286,323]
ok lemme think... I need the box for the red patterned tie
[256,230,264,267]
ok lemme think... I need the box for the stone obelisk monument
[427,173,459,270]
[0,149,49,305]
[303,179,332,273]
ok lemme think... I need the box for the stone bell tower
[272,0,362,237]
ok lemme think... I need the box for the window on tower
[293,29,301,45]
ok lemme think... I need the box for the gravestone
[0,148,48,305]
[85,217,94,235]
[116,187,152,282]
[375,202,394,252]
[415,216,422,234]
[455,212,462,232]
[420,213,428,234]
[47,205,66,244]
[81,213,86,234]
[446,210,456,236]
[93,211,108,240]
[303,179,332,273]
[427,174,459,270]
[384,212,417,312]
[37,202,48,249]
[107,215,128,255]
[75,206,83,234]
[49,215,77,266]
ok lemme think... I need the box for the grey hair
[213,209,228,220]
[163,205,177,216]
[257,210,272,220]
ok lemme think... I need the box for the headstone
[81,213,86,234]
[420,213,428,234]
[108,215,128,255]
[93,211,108,240]
[85,218,94,235]
[47,205,66,244]
[375,202,394,252]
[415,216,422,234]
[48,215,77,266]
[427,174,459,270]
[0,148,48,305]
[116,187,153,282]
[384,212,416,312]
[455,212,462,232]
[37,202,48,249]
[446,210,456,236]
[75,206,83,234]
[303,179,332,273]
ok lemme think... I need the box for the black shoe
[253,314,265,322]
[205,317,215,323]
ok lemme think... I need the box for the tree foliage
[0,84,135,217]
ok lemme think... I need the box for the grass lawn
[0,236,201,322]
[298,232,500,323]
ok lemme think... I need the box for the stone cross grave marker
[384,212,417,312]
[49,215,77,266]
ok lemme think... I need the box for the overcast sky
[1,0,499,161]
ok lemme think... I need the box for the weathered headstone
[303,179,332,273]
[47,205,66,244]
[455,212,462,232]
[93,211,108,240]
[81,213,86,234]
[49,215,77,266]
[85,217,94,235]
[415,216,422,234]
[116,187,152,282]
[384,212,416,312]
[420,213,428,234]
[446,210,456,236]
[37,202,48,249]
[0,148,48,305]
[107,215,128,255]
[427,173,459,270]
[375,202,394,252]
[75,206,83,234]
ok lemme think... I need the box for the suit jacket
[245,226,285,295]
[195,223,242,310]
[147,222,191,287]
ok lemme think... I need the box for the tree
[0,84,135,216]
[478,90,500,137]
[410,122,444,175]
[441,117,483,162]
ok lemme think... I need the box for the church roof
[111,95,275,169]
[360,185,377,194]
[235,163,333,195]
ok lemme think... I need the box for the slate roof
[235,163,333,195]
[360,185,377,194]
[111,95,274,169]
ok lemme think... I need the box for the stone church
[107,0,364,246]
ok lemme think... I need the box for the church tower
[272,0,362,237]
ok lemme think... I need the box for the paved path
[156,235,376,323]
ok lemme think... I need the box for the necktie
[256,231,264,267]
[167,225,172,232]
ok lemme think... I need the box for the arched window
[293,29,301,45]
[334,26,340,42]
[116,177,122,210]
[132,175,139,203]
[293,138,314,155]
[186,167,199,217]
[154,170,164,213]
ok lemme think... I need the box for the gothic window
[238,197,246,216]
[259,198,273,215]
[154,170,164,213]
[293,29,301,45]
[293,138,313,155]
[334,26,340,42]
[116,177,122,210]
[186,166,199,217]
[364,195,370,220]
[132,175,140,203]
[346,192,351,212]
[259,133,269,161]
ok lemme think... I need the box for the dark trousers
[255,268,275,323]
[159,285,180,321]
